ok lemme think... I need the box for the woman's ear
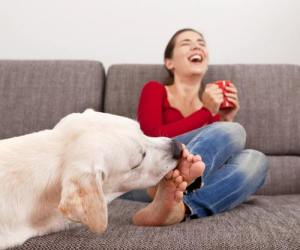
[164,58,174,72]
[58,171,107,234]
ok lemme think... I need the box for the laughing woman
[124,28,268,226]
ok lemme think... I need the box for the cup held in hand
[214,80,235,109]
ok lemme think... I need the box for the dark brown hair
[164,28,205,80]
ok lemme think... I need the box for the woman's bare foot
[146,146,205,200]
[132,169,187,226]
[177,146,205,186]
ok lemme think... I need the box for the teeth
[189,54,202,62]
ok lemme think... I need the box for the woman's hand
[201,83,224,115]
[219,83,240,122]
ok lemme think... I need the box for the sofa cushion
[12,197,300,249]
[0,60,105,139]
[105,64,168,119]
[257,156,300,195]
[105,64,300,155]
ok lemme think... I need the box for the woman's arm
[137,81,219,137]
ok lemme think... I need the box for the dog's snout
[171,139,183,160]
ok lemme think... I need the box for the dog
[0,109,182,249]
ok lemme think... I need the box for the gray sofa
[1,61,299,249]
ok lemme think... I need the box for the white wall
[0,0,299,69]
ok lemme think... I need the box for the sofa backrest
[0,60,105,139]
[105,64,300,156]
[1,61,299,195]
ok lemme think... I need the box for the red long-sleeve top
[137,81,220,138]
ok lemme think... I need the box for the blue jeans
[120,122,268,218]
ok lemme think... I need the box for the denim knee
[238,149,268,183]
[222,122,246,148]
[211,122,247,152]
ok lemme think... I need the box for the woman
[123,28,268,226]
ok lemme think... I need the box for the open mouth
[188,54,203,63]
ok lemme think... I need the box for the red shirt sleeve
[137,81,220,137]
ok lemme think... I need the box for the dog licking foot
[147,147,205,199]
[132,169,187,226]
[133,147,205,226]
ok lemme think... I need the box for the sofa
[0,60,299,249]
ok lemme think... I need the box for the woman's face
[165,31,208,79]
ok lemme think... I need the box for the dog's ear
[58,171,107,234]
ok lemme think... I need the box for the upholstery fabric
[12,197,300,250]
[257,155,300,195]
[0,60,105,139]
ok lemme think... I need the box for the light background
[1,0,299,69]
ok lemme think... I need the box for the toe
[193,155,202,162]
[178,181,187,191]
[182,148,189,158]
[165,170,174,180]
[175,191,183,201]
[172,169,180,178]
[187,154,193,162]
[175,176,183,184]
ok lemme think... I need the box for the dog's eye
[131,164,139,170]
[131,152,146,170]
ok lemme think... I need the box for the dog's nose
[171,139,183,160]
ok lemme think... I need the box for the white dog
[0,109,182,249]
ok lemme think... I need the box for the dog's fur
[0,109,179,249]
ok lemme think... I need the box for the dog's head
[57,109,182,233]
[91,115,181,196]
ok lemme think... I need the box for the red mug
[214,80,235,109]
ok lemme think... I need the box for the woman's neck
[168,75,203,104]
